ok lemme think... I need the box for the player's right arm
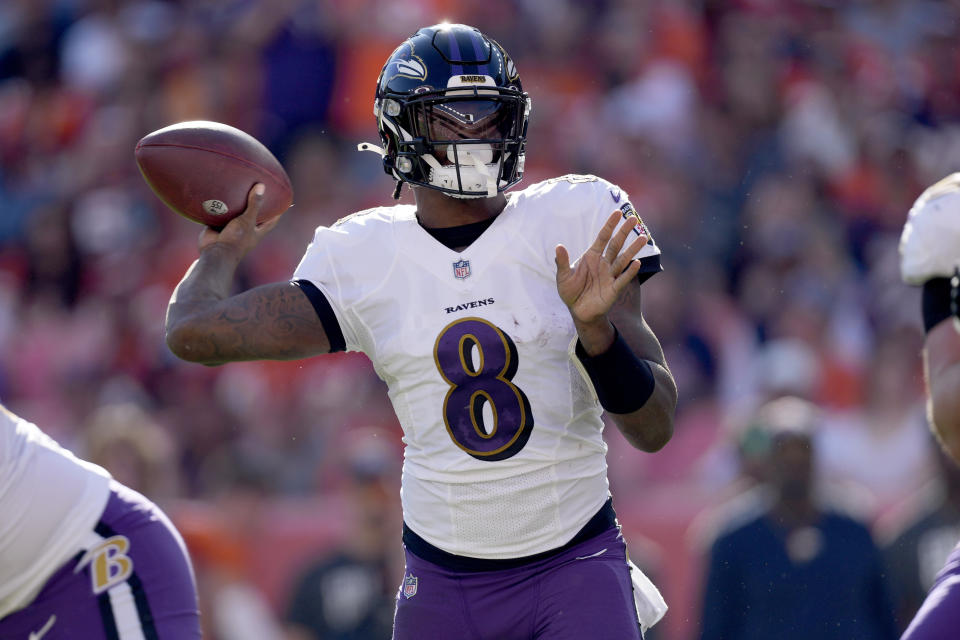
[165,184,332,365]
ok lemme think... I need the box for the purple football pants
[392,523,643,640]
[901,542,960,640]
[0,480,200,639]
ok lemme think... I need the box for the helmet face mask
[362,24,530,199]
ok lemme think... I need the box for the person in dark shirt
[285,444,398,640]
[698,396,898,640]
[883,445,960,631]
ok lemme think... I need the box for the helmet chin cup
[446,143,493,165]
[422,146,499,198]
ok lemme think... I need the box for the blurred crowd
[2,0,959,638]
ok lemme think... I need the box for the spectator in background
[225,0,337,158]
[817,328,934,520]
[83,401,181,501]
[882,444,960,631]
[698,396,898,640]
[179,447,289,640]
[285,431,399,640]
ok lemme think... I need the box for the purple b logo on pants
[0,481,201,639]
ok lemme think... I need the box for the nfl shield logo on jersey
[403,574,418,599]
[453,259,471,280]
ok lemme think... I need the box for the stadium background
[1,0,958,638]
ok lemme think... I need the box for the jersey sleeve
[292,213,390,353]
[612,195,663,286]
[542,175,663,285]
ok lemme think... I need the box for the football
[135,121,293,228]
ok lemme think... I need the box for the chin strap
[467,150,497,197]
[360,142,403,198]
[421,147,499,198]
[357,142,386,156]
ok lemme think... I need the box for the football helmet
[359,24,530,199]
[900,172,960,285]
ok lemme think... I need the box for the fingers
[555,244,572,279]
[610,230,648,274]
[612,258,644,293]
[600,209,648,272]
[588,211,621,255]
[593,210,649,268]
[603,211,638,263]
[240,183,266,224]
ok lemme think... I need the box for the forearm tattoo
[168,280,328,363]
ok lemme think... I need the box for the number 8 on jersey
[433,317,534,461]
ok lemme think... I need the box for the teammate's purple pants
[392,523,643,640]
[0,480,200,639]
[901,542,960,640]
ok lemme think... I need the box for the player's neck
[412,186,507,229]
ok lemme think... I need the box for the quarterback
[899,173,960,639]
[166,24,676,639]
[0,403,200,639]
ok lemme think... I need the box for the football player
[898,172,960,638]
[0,402,201,639]
[165,23,676,639]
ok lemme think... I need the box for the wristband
[922,275,959,333]
[575,327,656,414]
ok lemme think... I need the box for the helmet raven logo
[387,44,427,81]
[393,58,426,79]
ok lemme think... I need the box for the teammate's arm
[924,320,960,461]
[555,211,677,452]
[165,184,332,365]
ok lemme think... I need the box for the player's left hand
[555,210,646,326]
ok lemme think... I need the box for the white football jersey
[294,175,661,559]
[0,405,111,618]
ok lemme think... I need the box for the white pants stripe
[77,530,150,639]
[107,581,148,640]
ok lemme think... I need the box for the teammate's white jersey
[294,175,661,558]
[0,405,111,618]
